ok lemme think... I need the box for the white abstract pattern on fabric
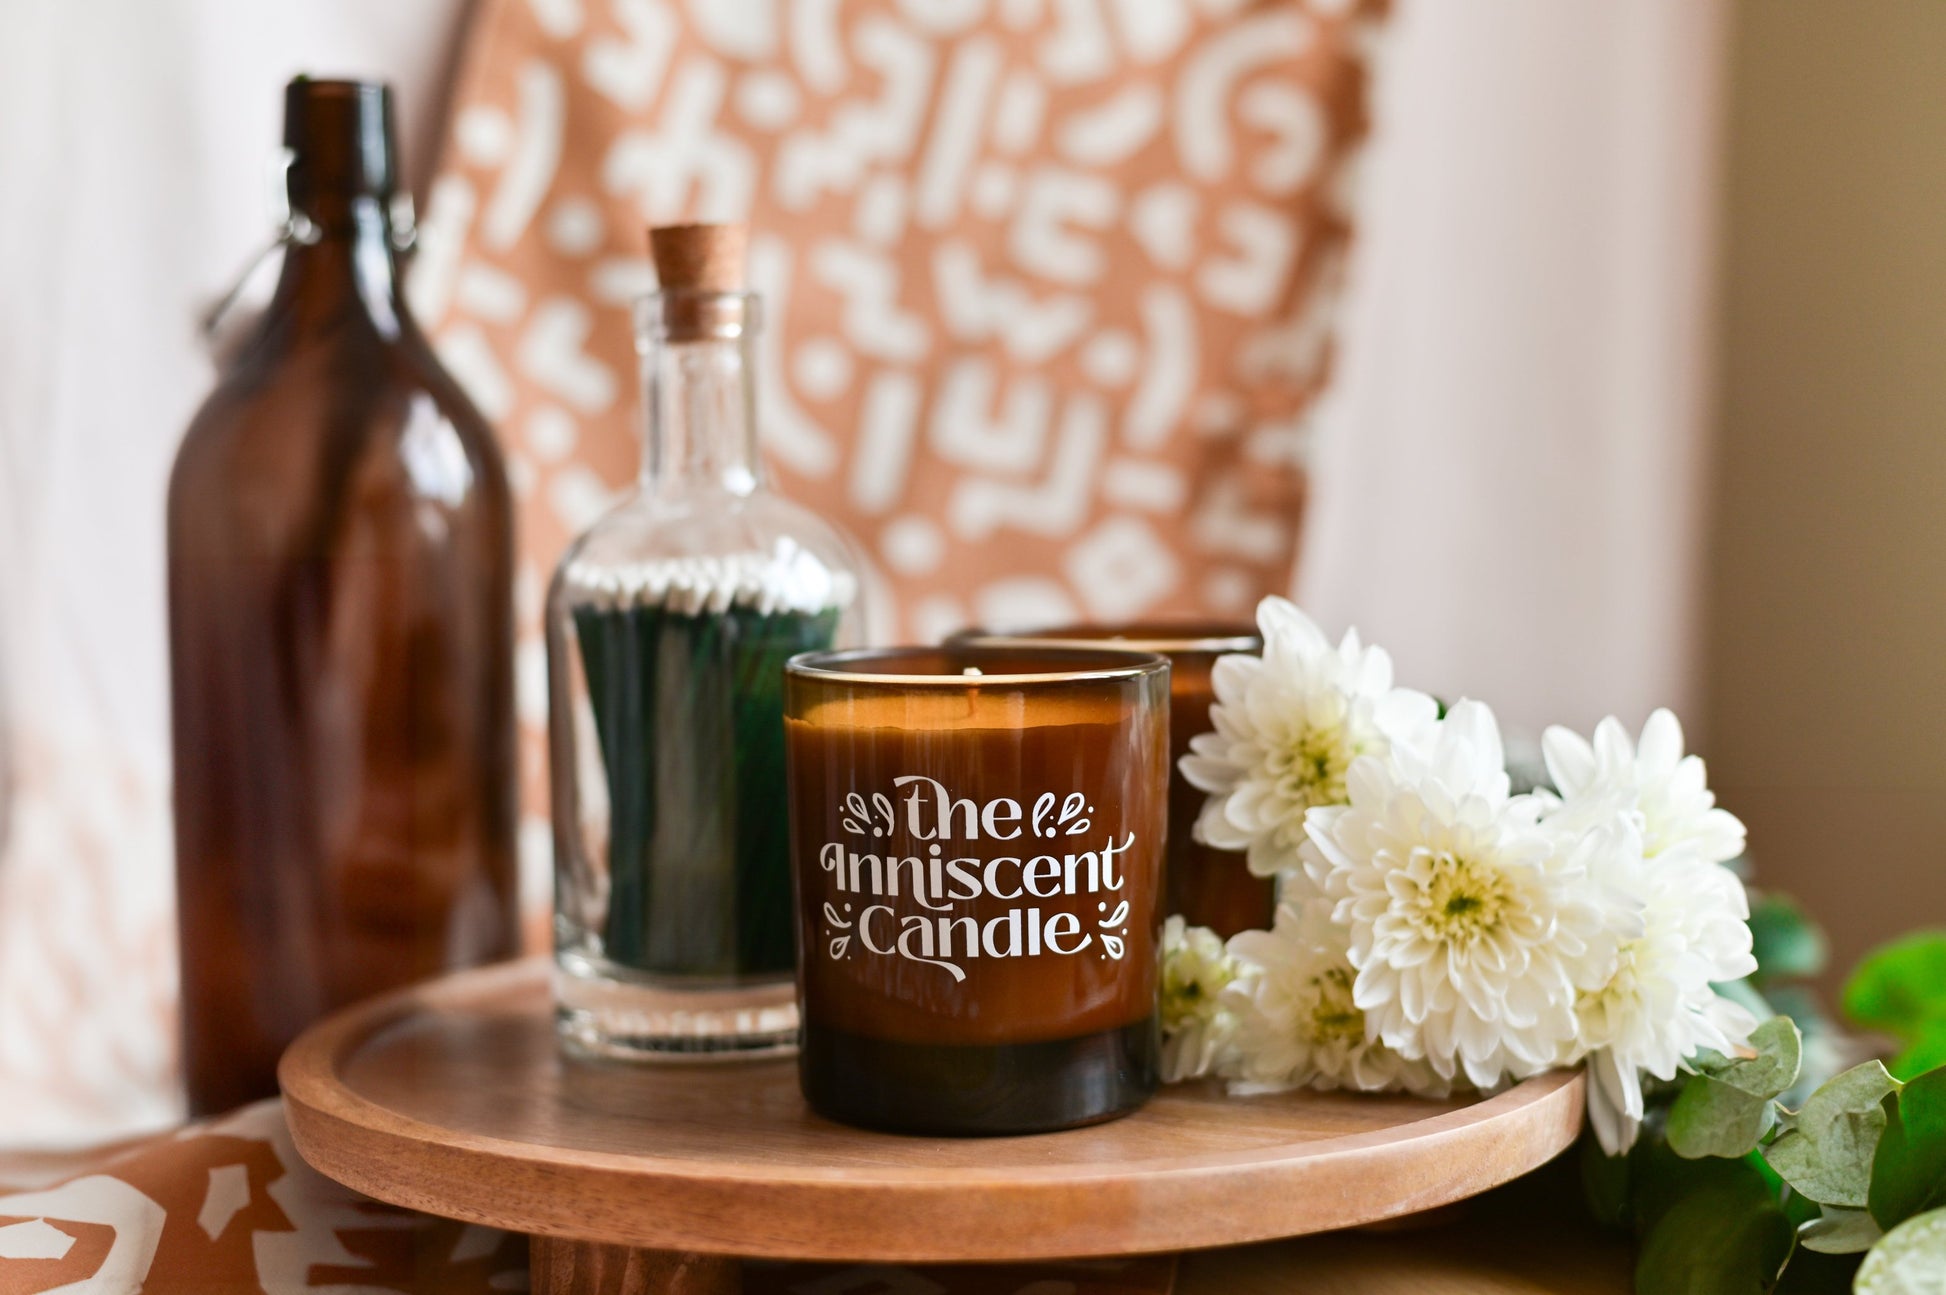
[0,1098,529,1287]
[413,0,1377,638]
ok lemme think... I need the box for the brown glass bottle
[168,80,518,1116]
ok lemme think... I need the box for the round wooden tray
[283,959,1584,1285]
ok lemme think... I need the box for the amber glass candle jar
[959,624,1270,937]
[784,646,1170,1135]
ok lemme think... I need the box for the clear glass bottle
[547,224,862,1059]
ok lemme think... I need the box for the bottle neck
[268,196,409,338]
[642,333,763,497]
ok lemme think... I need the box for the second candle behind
[785,646,1170,1135]
[959,623,1271,937]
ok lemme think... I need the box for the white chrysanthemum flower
[1553,820,1759,1154]
[1541,709,1746,866]
[1303,701,1623,1091]
[1180,597,1438,881]
[1222,900,1451,1097]
[1159,916,1242,1082]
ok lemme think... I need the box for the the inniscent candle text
[817,775,1136,980]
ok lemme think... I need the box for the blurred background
[0,0,1939,1146]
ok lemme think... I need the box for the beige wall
[1708,1,1946,987]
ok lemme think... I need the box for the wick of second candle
[958,665,983,721]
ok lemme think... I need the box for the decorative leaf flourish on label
[823,902,853,959]
[840,791,897,838]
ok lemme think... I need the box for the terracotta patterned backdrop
[409,0,1385,901]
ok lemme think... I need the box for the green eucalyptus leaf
[1713,1017,1807,1097]
[1892,1026,1946,1084]
[1799,1205,1884,1254]
[1845,932,1946,1042]
[1870,1067,1946,1229]
[1766,984,1845,1105]
[1668,1078,1776,1159]
[1765,1061,1900,1208]
[1855,1206,1946,1295]
[1667,1017,1802,1160]
[1634,1154,1795,1295]
[1750,893,1828,984]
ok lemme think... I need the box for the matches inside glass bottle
[567,557,847,978]
[548,223,861,1059]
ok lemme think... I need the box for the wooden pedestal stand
[281,960,1584,1295]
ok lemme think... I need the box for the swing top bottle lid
[284,78,397,202]
[644,222,756,342]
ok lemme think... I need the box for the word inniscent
[817,776,1134,980]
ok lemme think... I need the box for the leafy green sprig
[1583,912,1946,1292]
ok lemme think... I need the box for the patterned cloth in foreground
[0,1100,1177,1293]
[0,1101,523,1292]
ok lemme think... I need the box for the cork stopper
[649,222,747,293]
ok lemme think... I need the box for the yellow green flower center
[1414,852,1512,947]
[1309,966,1366,1045]
[1270,719,1356,808]
[1576,939,1642,1027]
[1162,958,1232,1030]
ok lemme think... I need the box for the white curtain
[1301,0,1729,740]
[0,0,469,1148]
